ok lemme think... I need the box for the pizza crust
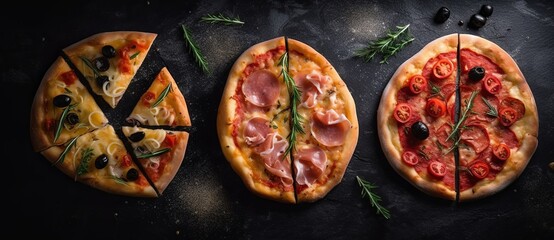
[154,131,189,195]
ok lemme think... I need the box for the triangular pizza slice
[122,126,189,195]
[126,67,191,127]
[30,57,108,152]
[63,31,157,108]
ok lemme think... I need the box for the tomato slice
[500,97,525,119]
[428,161,446,178]
[493,143,511,161]
[432,58,454,79]
[482,74,502,94]
[408,75,428,94]
[469,161,490,179]
[426,98,447,118]
[402,151,419,166]
[142,91,156,106]
[163,133,177,147]
[393,103,412,123]
[499,107,517,126]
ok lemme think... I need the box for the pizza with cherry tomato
[377,33,538,201]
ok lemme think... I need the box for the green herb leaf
[129,52,140,60]
[79,56,101,77]
[200,13,244,25]
[151,83,172,108]
[54,104,75,142]
[52,137,78,166]
[445,91,479,153]
[355,24,414,64]
[76,148,94,176]
[110,176,129,185]
[137,148,171,159]
[356,176,391,219]
[181,24,209,74]
[481,96,498,117]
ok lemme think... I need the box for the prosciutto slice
[257,133,293,186]
[243,117,272,146]
[294,70,329,108]
[242,70,280,107]
[294,145,327,186]
[310,109,351,146]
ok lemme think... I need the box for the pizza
[377,33,539,201]
[63,31,157,108]
[30,31,191,197]
[217,37,359,203]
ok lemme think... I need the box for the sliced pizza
[126,67,191,127]
[40,125,157,197]
[122,126,189,195]
[63,31,157,108]
[30,57,108,152]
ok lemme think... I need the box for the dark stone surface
[5,0,553,239]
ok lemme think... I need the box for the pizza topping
[410,121,429,140]
[243,117,272,146]
[258,133,293,186]
[393,103,412,123]
[428,161,446,178]
[129,131,146,142]
[500,97,525,119]
[482,74,502,95]
[426,98,446,118]
[53,94,72,108]
[432,58,454,79]
[468,66,485,81]
[102,45,117,58]
[499,107,518,126]
[242,69,280,107]
[468,161,490,179]
[93,56,110,72]
[65,112,80,126]
[408,75,427,95]
[60,71,77,86]
[294,145,327,186]
[493,143,511,161]
[460,124,490,154]
[96,75,110,89]
[310,109,351,147]
[95,154,109,169]
[402,151,419,166]
[126,168,139,181]
[294,70,329,108]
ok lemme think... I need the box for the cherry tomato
[163,133,177,148]
[402,151,419,166]
[408,75,427,94]
[493,143,511,161]
[469,161,490,179]
[499,107,517,126]
[500,97,525,119]
[426,98,447,118]
[121,154,133,167]
[482,74,502,94]
[428,161,446,178]
[142,91,156,106]
[393,103,412,123]
[432,58,454,79]
[60,71,77,86]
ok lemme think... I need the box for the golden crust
[155,131,189,195]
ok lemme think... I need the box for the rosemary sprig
[356,176,391,219]
[278,49,305,156]
[429,81,444,99]
[52,137,78,166]
[481,96,498,117]
[137,148,171,159]
[76,148,94,176]
[270,107,290,129]
[151,83,172,108]
[181,24,209,74]
[447,91,478,142]
[80,56,100,77]
[54,104,75,142]
[200,13,244,25]
[355,24,414,64]
[110,176,129,185]
[129,52,140,60]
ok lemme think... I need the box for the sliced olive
[93,56,110,72]
[129,131,145,142]
[95,154,109,169]
[411,121,429,140]
[53,94,71,108]
[479,5,493,17]
[468,66,486,81]
[469,14,487,29]
[102,45,117,58]
[65,112,79,125]
[434,7,450,23]
[126,168,139,181]
[96,75,109,88]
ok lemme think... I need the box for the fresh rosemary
[481,96,498,117]
[446,91,479,152]
[137,148,171,159]
[129,52,140,60]
[181,24,209,74]
[355,24,414,64]
[356,176,391,219]
[76,148,93,176]
[54,104,75,142]
[52,137,78,166]
[151,83,172,108]
[200,13,244,25]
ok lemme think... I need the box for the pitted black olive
[411,121,429,140]
[469,14,487,29]
[93,56,110,72]
[95,154,109,169]
[53,94,71,108]
[65,112,79,125]
[479,5,493,17]
[102,45,117,58]
[468,66,486,81]
[96,75,109,88]
[129,131,146,142]
[434,7,450,23]
[126,168,139,181]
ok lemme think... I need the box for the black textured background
[5,0,554,239]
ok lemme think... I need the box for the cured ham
[460,124,490,154]
[310,109,351,146]
[243,117,272,146]
[294,70,329,108]
[294,145,327,186]
[242,69,280,107]
[256,133,293,186]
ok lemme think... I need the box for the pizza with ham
[217,37,359,203]
[377,33,539,201]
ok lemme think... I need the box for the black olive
[434,7,450,23]
[53,94,71,108]
[65,112,79,125]
[458,20,464,26]
[96,75,109,88]
[129,131,145,142]
[126,168,139,181]
[95,154,109,169]
[479,5,493,17]
[469,14,487,29]
[468,66,486,81]
[102,45,117,58]
[93,56,110,72]
[411,121,429,140]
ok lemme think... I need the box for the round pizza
[377,33,539,201]
[217,37,359,203]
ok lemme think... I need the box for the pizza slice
[63,31,157,108]
[30,57,108,152]
[126,67,191,127]
[40,125,157,197]
[122,126,189,195]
